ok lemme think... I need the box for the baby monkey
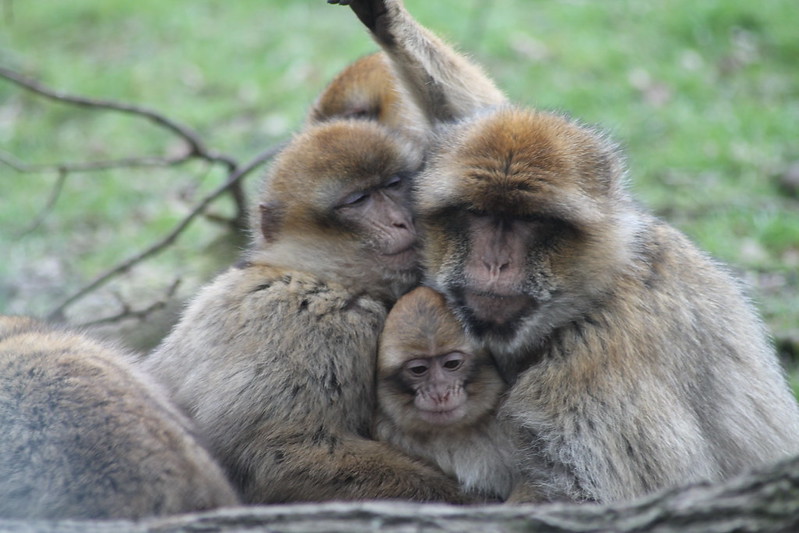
[375,287,516,501]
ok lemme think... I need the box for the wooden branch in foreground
[2,454,798,533]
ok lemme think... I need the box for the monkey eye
[466,209,491,221]
[405,360,429,377]
[443,359,463,371]
[338,191,370,207]
[384,174,403,189]
[442,352,466,371]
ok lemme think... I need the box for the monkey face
[415,108,631,354]
[402,351,471,425]
[332,170,418,273]
[380,349,504,433]
[378,287,505,432]
[254,119,425,294]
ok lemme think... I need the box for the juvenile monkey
[0,316,238,520]
[331,0,799,503]
[142,119,465,504]
[375,287,515,501]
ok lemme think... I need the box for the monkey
[329,0,799,503]
[306,51,427,142]
[0,316,239,520]
[375,286,516,501]
[141,118,466,504]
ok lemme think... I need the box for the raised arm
[328,0,506,122]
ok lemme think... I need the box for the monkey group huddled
[2,0,799,519]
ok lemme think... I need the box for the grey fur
[0,317,238,519]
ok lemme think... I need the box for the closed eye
[338,191,370,208]
[385,175,403,189]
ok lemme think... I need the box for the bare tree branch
[0,148,193,174]
[14,168,68,238]
[0,148,197,238]
[1,66,281,322]
[76,279,182,328]
[0,66,235,169]
[3,454,799,532]
[2,66,256,259]
[46,143,285,322]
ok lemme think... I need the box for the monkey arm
[328,0,507,122]
[238,428,469,503]
[145,265,466,504]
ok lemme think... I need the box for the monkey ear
[259,202,283,243]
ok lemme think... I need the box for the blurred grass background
[1,1,797,362]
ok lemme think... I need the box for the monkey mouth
[416,405,467,426]
[381,245,418,270]
[461,290,533,325]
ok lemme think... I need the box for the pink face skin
[336,174,418,272]
[402,351,472,425]
[462,214,538,324]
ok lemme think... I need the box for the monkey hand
[326,0,397,45]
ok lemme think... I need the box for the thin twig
[0,148,193,174]
[0,67,252,225]
[76,279,182,328]
[46,142,285,321]
[15,168,68,238]
[0,66,236,170]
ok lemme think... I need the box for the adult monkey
[329,0,799,503]
[0,317,238,519]
[143,119,465,504]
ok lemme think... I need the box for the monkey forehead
[393,286,449,314]
[265,119,421,202]
[385,287,457,335]
[380,287,472,370]
[416,108,620,224]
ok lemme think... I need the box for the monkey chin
[455,289,535,337]
[415,404,468,427]
[380,245,418,271]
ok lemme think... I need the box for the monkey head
[307,52,424,137]
[415,108,637,358]
[251,119,423,299]
[377,287,505,432]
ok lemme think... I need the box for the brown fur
[0,317,238,520]
[375,287,515,500]
[332,0,799,503]
[307,52,426,141]
[142,120,465,504]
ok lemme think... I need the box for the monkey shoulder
[0,320,238,518]
[626,217,739,294]
[147,265,386,430]
[231,263,388,326]
[163,265,386,347]
[1,324,170,421]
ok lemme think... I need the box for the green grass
[1,0,797,354]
